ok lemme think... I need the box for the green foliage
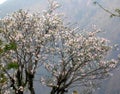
[0,48,3,54]
[0,30,2,33]
[6,62,19,70]
[0,73,7,83]
[0,40,3,54]
[115,9,120,14]
[110,14,116,18]
[4,42,17,51]
[0,65,7,84]
[0,40,3,45]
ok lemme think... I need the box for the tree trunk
[29,86,35,94]
[16,90,23,94]
[50,87,57,94]
[50,87,67,94]
[28,73,35,94]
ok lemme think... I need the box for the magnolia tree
[0,1,63,94]
[0,10,44,94]
[0,1,119,94]
[41,24,118,94]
